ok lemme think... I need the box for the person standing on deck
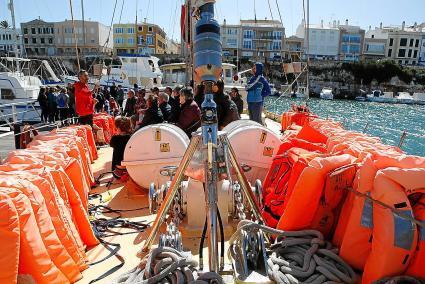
[246,62,271,124]
[116,85,124,108]
[169,86,182,123]
[213,79,240,130]
[47,87,58,123]
[230,87,244,115]
[56,88,70,125]
[37,87,48,123]
[158,92,172,122]
[74,70,96,126]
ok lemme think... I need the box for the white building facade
[0,28,24,56]
[296,20,340,60]
[221,20,241,60]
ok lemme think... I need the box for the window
[40,38,45,44]
[388,49,392,57]
[128,38,134,44]
[127,27,135,34]
[48,38,53,44]
[414,50,418,58]
[273,31,283,40]
[24,38,28,44]
[32,38,36,44]
[342,35,350,42]
[138,26,143,32]
[38,28,42,34]
[146,35,153,45]
[243,40,252,49]
[31,28,36,34]
[410,39,414,47]
[226,38,237,47]
[371,35,375,39]
[243,30,254,39]
[341,44,349,53]
[408,49,412,57]
[23,28,28,34]
[138,36,144,45]
[148,26,153,32]
[400,38,407,46]
[415,39,420,47]
[1,89,15,100]
[272,41,281,50]
[351,45,360,53]
[115,27,124,34]
[114,37,124,44]
[398,49,406,57]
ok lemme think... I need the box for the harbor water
[264,97,425,157]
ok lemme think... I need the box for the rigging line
[274,0,289,82]
[145,0,151,22]
[102,0,118,50]
[68,0,80,70]
[267,0,274,21]
[170,0,179,40]
[118,0,124,24]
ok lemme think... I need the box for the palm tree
[0,20,10,29]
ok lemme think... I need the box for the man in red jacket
[74,70,96,126]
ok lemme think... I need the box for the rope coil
[229,220,357,284]
[113,247,224,284]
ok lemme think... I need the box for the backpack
[57,93,66,108]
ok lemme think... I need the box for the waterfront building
[113,22,166,55]
[0,27,24,56]
[363,24,387,60]
[54,20,112,57]
[21,19,55,56]
[296,20,340,60]
[165,38,181,55]
[221,20,241,61]
[239,19,285,61]
[368,22,423,65]
[285,35,304,61]
[338,20,365,62]
[419,24,425,66]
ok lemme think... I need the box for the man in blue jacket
[245,62,271,124]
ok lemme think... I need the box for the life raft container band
[361,193,374,229]
[345,186,425,229]
[393,210,416,250]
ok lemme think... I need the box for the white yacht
[0,57,45,123]
[413,92,425,105]
[320,87,334,100]
[63,54,163,90]
[396,92,414,104]
[366,90,396,103]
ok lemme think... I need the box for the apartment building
[113,22,167,55]
[221,20,241,60]
[0,28,24,56]
[21,19,55,56]
[338,20,365,61]
[296,20,340,60]
[239,19,285,61]
[54,20,112,56]
[363,25,387,60]
[384,22,422,65]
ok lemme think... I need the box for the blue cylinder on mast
[193,2,222,84]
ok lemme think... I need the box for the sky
[1,0,424,40]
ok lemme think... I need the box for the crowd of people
[69,62,271,171]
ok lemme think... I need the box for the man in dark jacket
[169,86,182,123]
[230,87,244,115]
[177,87,201,137]
[123,89,137,117]
[137,95,164,129]
[213,79,240,129]
[158,92,172,121]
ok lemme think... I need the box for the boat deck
[78,118,282,284]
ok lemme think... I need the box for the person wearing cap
[74,70,96,126]
[177,87,201,137]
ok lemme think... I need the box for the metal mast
[8,0,20,71]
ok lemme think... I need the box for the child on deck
[110,116,133,175]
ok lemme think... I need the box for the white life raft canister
[122,124,190,189]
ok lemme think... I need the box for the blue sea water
[264,97,425,157]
